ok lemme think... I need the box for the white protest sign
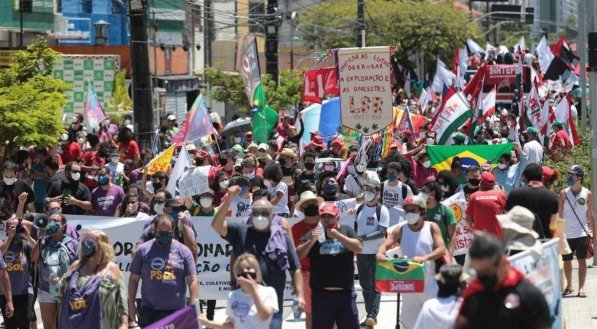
[441,191,474,256]
[177,165,212,198]
[337,46,393,135]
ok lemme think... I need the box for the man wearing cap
[413,264,469,329]
[559,165,595,298]
[354,178,389,327]
[521,127,543,164]
[301,202,363,329]
[377,195,446,329]
[279,148,298,178]
[550,119,571,159]
[466,172,507,239]
[455,234,551,329]
[292,191,324,329]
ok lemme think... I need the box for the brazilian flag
[375,259,426,293]
[426,143,514,172]
[251,84,279,144]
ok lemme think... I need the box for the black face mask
[153,182,162,191]
[468,178,480,187]
[220,158,228,166]
[303,203,319,217]
[322,193,336,201]
[477,273,498,291]
[304,162,315,171]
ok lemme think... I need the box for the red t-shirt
[466,189,506,239]
[118,140,140,161]
[80,150,106,190]
[551,130,571,156]
[61,141,82,163]
[291,220,318,272]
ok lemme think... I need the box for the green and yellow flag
[426,143,514,172]
[375,259,426,293]
[251,84,279,144]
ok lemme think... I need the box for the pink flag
[171,95,214,145]
[84,83,105,132]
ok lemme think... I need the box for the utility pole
[590,2,597,262]
[265,0,279,84]
[204,0,213,67]
[19,0,23,48]
[356,0,365,47]
[129,0,154,149]
[579,0,587,133]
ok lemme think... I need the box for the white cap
[126,124,134,132]
[167,115,176,121]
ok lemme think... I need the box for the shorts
[562,237,589,261]
[302,271,312,314]
[37,290,60,304]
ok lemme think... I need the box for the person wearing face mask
[61,131,83,164]
[90,167,125,216]
[263,163,290,217]
[422,182,456,250]
[140,170,168,202]
[318,171,349,202]
[450,158,467,186]
[353,178,389,328]
[45,162,92,215]
[521,127,543,164]
[295,152,317,197]
[186,190,217,216]
[105,150,125,182]
[210,172,230,207]
[493,143,528,195]
[437,170,459,199]
[404,145,436,188]
[0,161,35,213]
[31,214,79,329]
[57,231,127,329]
[129,215,199,327]
[381,162,413,209]
[117,126,141,165]
[223,176,253,221]
[79,134,105,191]
[376,196,446,329]
[460,166,482,199]
[114,185,150,217]
[455,234,550,329]
[211,193,304,329]
[291,191,324,329]
[558,165,595,298]
[343,159,380,198]
[465,172,507,239]
[241,158,265,189]
[200,253,279,329]
[217,150,236,177]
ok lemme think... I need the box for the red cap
[195,150,210,160]
[331,139,344,148]
[319,203,339,216]
[481,172,495,186]
[542,166,555,180]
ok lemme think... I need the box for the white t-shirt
[106,162,124,182]
[343,170,380,197]
[355,204,390,254]
[226,285,279,329]
[522,140,544,164]
[381,181,413,208]
[267,182,289,215]
[413,296,462,329]
[230,195,253,220]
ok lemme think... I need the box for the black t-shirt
[295,171,316,196]
[460,278,551,329]
[0,180,35,210]
[306,225,359,290]
[46,180,91,215]
[463,185,480,199]
[505,186,558,239]
[223,222,301,309]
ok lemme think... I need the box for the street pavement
[7,260,596,328]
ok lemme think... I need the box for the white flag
[537,36,555,74]
[166,146,193,196]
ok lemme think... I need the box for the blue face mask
[81,239,97,257]
[567,177,576,187]
[387,173,397,181]
[98,175,109,186]
[46,221,61,235]
[240,186,248,196]
[156,231,173,245]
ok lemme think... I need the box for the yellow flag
[144,145,175,175]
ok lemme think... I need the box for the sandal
[562,287,575,296]
[577,291,587,298]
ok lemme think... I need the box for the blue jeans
[269,311,282,329]
[357,254,380,318]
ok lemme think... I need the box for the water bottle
[292,298,301,320]
[317,222,326,243]
[49,267,61,299]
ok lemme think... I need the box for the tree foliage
[204,68,303,114]
[299,0,481,69]
[0,37,68,151]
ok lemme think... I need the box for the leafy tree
[299,0,481,70]
[0,37,68,155]
[204,68,303,114]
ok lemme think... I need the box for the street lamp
[94,20,110,45]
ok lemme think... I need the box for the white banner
[441,191,474,256]
[509,239,562,329]
[66,215,300,300]
[176,166,211,198]
[337,46,393,135]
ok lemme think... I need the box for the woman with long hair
[199,253,278,329]
[58,230,128,329]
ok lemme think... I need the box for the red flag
[302,67,339,104]
[463,64,487,111]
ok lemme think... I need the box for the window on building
[83,0,92,14]
[19,0,33,12]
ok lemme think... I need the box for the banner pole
[395,293,401,329]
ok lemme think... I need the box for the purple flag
[84,82,105,132]
[144,306,199,329]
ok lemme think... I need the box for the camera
[33,214,50,229]
[16,223,24,234]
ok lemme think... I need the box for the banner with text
[302,67,340,104]
[337,46,393,135]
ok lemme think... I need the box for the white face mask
[356,164,366,173]
[77,137,86,144]
[244,172,255,179]
[425,138,435,145]
[441,185,450,192]
[364,191,376,202]
[219,180,230,189]
[234,137,242,144]
[498,163,507,170]
[110,156,120,164]
[422,160,431,168]
[405,212,420,225]
[419,131,426,138]
[252,215,270,230]
[70,173,81,181]
[324,165,335,172]
[418,192,428,202]
[200,197,213,208]
[153,203,165,215]
[264,180,272,188]
[3,177,16,186]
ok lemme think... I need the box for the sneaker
[364,317,377,327]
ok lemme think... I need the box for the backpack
[354,203,385,233]
[40,236,73,282]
